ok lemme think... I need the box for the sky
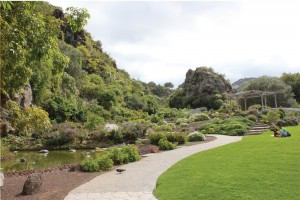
[49,1,300,87]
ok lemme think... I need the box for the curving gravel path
[64,135,242,200]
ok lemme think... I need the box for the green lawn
[154,126,300,200]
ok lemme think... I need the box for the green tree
[239,76,297,107]
[65,7,90,32]
[0,2,68,97]
[281,73,300,103]
[164,82,174,88]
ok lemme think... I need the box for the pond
[2,150,100,173]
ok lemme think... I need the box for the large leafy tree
[281,73,300,103]
[0,2,68,98]
[238,76,297,107]
[65,7,90,32]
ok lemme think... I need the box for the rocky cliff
[169,67,232,109]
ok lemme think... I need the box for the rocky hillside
[232,78,255,90]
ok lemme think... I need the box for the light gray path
[65,135,242,200]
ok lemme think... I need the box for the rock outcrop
[232,77,255,90]
[0,118,14,137]
[53,8,86,48]
[170,67,232,109]
[183,67,231,97]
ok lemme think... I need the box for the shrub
[179,123,188,127]
[81,158,100,172]
[188,131,206,142]
[158,138,176,150]
[96,154,113,171]
[154,124,174,132]
[5,100,51,136]
[189,113,210,122]
[45,129,76,147]
[199,116,253,136]
[109,146,141,165]
[105,129,123,144]
[120,122,149,144]
[44,94,86,123]
[121,146,141,163]
[166,133,186,145]
[150,114,163,124]
[89,129,106,142]
[175,118,188,125]
[228,128,246,136]
[84,113,105,129]
[148,132,166,145]
[262,111,280,124]
[247,114,258,122]
[109,147,126,165]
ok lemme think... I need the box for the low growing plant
[81,158,100,172]
[96,154,114,171]
[149,132,166,145]
[188,131,206,142]
[158,138,176,150]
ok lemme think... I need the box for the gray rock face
[232,77,255,90]
[14,84,33,108]
[22,174,42,195]
[183,67,232,97]
[0,118,15,137]
[178,67,232,109]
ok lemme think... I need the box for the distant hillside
[232,78,255,90]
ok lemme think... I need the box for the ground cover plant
[154,126,300,200]
[199,116,254,136]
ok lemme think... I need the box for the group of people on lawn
[273,123,291,137]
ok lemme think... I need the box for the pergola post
[244,98,247,111]
[261,95,264,110]
[264,96,267,110]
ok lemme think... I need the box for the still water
[2,150,98,173]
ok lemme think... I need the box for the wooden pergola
[227,90,277,111]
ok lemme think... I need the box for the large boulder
[183,67,231,97]
[22,174,43,195]
[0,118,14,137]
[170,67,232,109]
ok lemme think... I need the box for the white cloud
[49,1,300,87]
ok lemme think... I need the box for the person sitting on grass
[277,124,291,137]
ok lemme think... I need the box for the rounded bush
[96,154,113,171]
[180,123,188,127]
[81,158,100,172]
[189,113,210,122]
[158,138,176,150]
[175,118,188,125]
[166,133,187,145]
[148,132,166,145]
[188,131,206,142]
[247,114,258,122]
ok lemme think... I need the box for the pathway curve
[65,135,242,200]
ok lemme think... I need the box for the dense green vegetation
[238,76,297,108]
[154,126,300,200]
[1,2,299,175]
[0,2,175,152]
[281,73,300,103]
[81,146,140,172]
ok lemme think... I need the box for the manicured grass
[154,126,300,200]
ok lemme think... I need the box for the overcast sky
[49,1,300,87]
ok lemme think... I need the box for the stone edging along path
[64,135,242,200]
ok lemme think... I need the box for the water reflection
[2,150,99,173]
